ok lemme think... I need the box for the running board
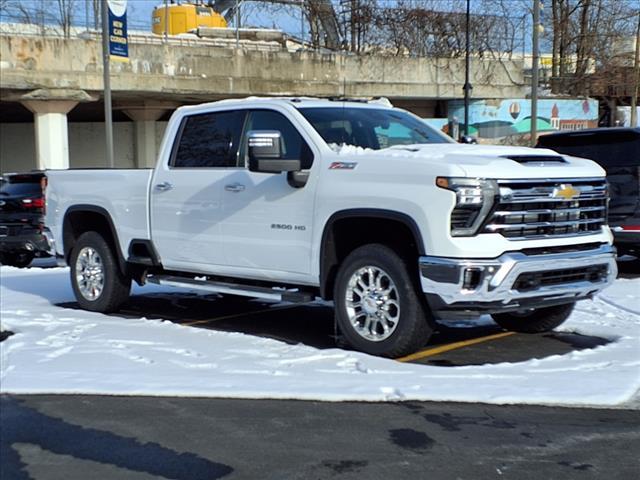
[146,274,315,303]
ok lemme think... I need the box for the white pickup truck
[46,97,617,357]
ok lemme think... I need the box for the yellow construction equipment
[152,2,227,36]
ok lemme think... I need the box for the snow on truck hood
[330,143,606,179]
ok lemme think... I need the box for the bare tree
[546,0,637,95]
[336,0,524,59]
[549,0,579,92]
[4,0,49,34]
[632,10,640,126]
[92,0,100,30]
[2,0,77,37]
[57,0,76,38]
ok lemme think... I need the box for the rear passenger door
[219,109,317,279]
[150,109,247,271]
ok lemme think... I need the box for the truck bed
[46,169,154,259]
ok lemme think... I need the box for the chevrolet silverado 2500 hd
[45,98,617,357]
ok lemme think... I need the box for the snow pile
[1,266,639,406]
[328,143,376,155]
[328,143,423,156]
[328,143,569,161]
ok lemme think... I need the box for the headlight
[436,177,498,236]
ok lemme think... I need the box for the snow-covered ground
[1,266,638,407]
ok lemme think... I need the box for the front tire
[333,244,433,358]
[491,302,575,333]
[70,231,131,312]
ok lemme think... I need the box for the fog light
[462,267,483,290]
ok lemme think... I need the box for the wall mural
[425,98,599,145]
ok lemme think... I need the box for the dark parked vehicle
[537,128,640,258]
[0,171,53,267]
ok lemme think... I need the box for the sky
[0,0,547,54]
[8,1,637,54]
[0,1,531,35]
[0,0,307,34]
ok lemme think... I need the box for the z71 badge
[329,162,357,170]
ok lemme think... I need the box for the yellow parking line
[396,331,515,363]
[181,304,307,327]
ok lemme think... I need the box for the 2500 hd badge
[271,223,306,231]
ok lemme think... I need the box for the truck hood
[331,143,605,179]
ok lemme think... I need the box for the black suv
[0,171,53,267]
[536,128,640,258]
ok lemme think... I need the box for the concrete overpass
[0,31,525,172]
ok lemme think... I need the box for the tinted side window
[173,110,246,168]
[245,110,314,169]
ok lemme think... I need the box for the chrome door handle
[155,182,173,192]
[225,183,245,193]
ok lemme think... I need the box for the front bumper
[419,244,617,318]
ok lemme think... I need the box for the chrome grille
[483,178,608,240]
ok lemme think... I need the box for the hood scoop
[502,155,566,164]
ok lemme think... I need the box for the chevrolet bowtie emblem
[553,184,580,200]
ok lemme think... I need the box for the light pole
[300,0,305,50]
[101,0,114,168]
[164,0,169,44]
[531,0,541,146]
[463,0,472,139]
[235,0,240,48]
[631,12,640,127]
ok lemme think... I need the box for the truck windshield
[298,107,454,150]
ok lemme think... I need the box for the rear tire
[491,302,575,333]
[333,244,433,358]
[70,231,131,313]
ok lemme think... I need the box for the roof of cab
[176,96,395,114]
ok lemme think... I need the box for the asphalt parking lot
[58,291,611,367]
[54,256,639,365]
[3,394,639,480]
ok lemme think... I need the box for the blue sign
[108,0,128,61]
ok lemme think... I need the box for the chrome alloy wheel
[75,246,105,301]
[345,266,400,342]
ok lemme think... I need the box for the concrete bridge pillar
[123,103,177,168]
[22,100,78,170]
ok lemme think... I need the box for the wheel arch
[319,208,426,300]
[62,205,127,274]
